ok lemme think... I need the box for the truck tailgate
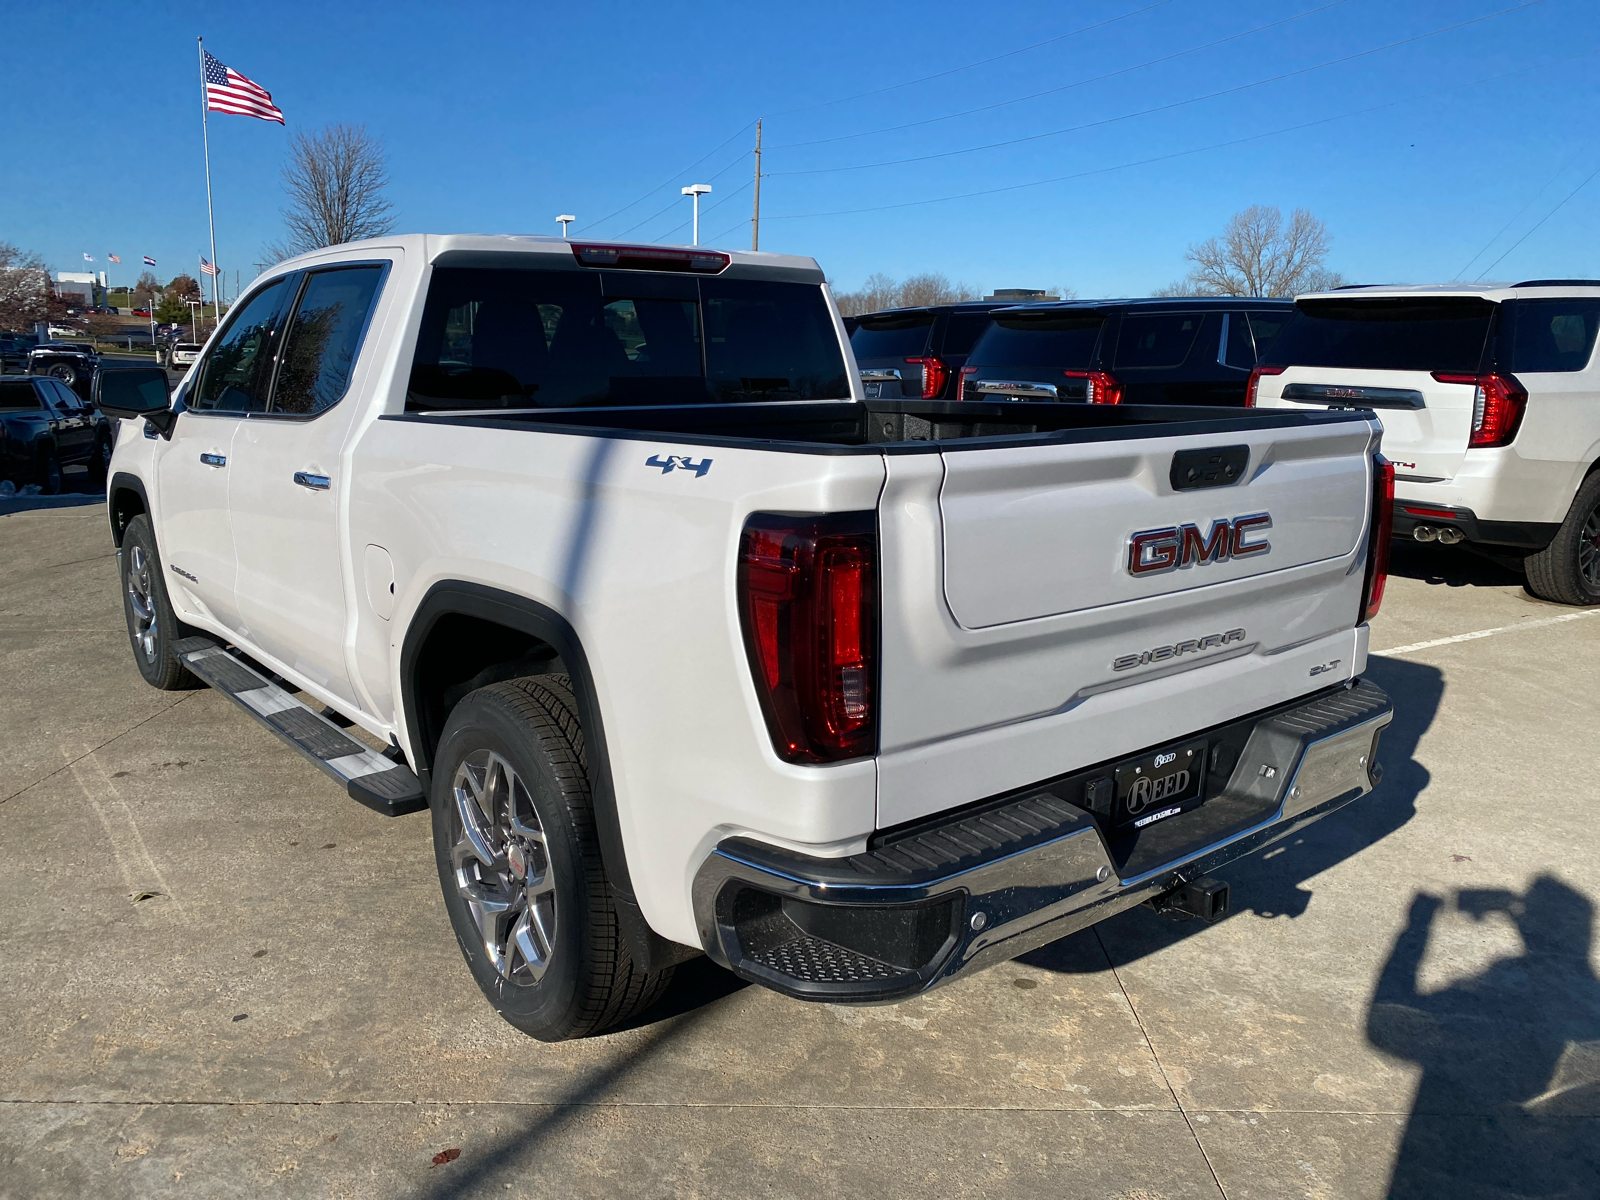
[876,415,1381,828]
[940,425,1369,627]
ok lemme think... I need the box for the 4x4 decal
[646,454,712,477]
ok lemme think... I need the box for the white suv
[1249,282,1600,604]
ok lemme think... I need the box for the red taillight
[1361,455,1395,624]
[737,512,878,763]
[905,356,948,399]
[1063,369,1122,404]
[957,365,978,401]
[1245,364,1285,407]
[1400,505,1460,521]
[570,242,730,273]
[1431,371,1527,447]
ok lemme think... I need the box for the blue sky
[3,0,1598,300]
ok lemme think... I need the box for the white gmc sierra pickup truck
[96,235,1396,1041]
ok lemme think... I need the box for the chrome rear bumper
[692,679,1393,1002]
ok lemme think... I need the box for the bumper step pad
[174,636,426,816]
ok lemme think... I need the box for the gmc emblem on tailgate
[1128,513,1271,576]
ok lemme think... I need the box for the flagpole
[197,36,221,333]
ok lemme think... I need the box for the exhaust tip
[1413,525,1438,542]
[1437,527,1465,545]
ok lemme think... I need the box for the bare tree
[0,242,67,331]
[265,123,396,262]
[133,270,162,308]
[1163,206,1345,298]
[833,271,983,316]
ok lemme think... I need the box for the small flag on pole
[83,253,95,262]
[108,254,122,264]
[143,255,157,266]
[199,256,219,276]
[202,51,284,124]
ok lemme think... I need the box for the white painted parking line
[1376,609,1598,656]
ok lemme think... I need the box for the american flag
[199,256,219,277]
[108,254,122,264]
[202,50,284,124]
[143,255,157,266]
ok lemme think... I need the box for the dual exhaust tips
[1413,524,1465,545]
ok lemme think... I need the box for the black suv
[849,301,1013,401]
[0,375,112,491]
[957,297,1294,406]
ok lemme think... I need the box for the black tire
[88,432,112,488]
[430,676,674,1041]
[47,362,78,387]
[36,448,62,495]
[119,514,202,690]
[1524,471,1600,606]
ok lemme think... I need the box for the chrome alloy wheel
[126,544,158,664]
[1581,500,1600,590]
[449,749,556,985]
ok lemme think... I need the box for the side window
[50,380,87,411]
[1223,312,1257,368]
[191,278,291,413]
[1508,299,1600,373]
[1115,313,1203,370]
[269,266,386,415]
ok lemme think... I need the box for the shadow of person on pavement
[1023,655,1444,974]
[1367,877,1600,1199]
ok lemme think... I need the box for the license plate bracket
[1111,739,1208,832]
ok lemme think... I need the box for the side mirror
[95,367,175,434]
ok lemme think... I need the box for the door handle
[293,471,331,490]
[200,452,226,467]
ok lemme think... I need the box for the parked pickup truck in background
[1251,282,1600,604]
[98,234,1396,1041]
[1,374,112,491]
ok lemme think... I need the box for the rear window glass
[1247,310,1291,359]
[939,312,994,356]
[1266,299,1494,373]
[0,380,40,408]
[968,314,1104,370]
[1115,313,1203,369]
[850,315,933,360]
[1506,299,1600,373]
[408,268,848,409]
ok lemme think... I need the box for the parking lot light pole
[557,214,575,238]
[681,184,711,246]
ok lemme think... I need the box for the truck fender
[399,581,695,972]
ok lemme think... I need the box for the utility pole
[751,119,763,252]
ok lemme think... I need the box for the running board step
[174,636,427,817]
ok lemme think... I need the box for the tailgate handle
[1170,445,1248,491]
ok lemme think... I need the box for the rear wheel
[36,449,62,495]
[1525,471,1600,606]
[119,515,201,690]
[47,362,78,387]
[431,676,673,1041]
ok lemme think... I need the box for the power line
[655,179,755,244]
[588,121,755,234]
[1455,151,1589,280]
[1475,161,1600,280]
[771,1,1546,177]
[759,47,1599,223]
[769,0,1179,118]
[615,148,753,240]
[773,0,1350,150]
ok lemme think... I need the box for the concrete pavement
[0,511,1595,1199]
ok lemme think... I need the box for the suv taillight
[1431,371,1527,447]
[1244,364,1285,407]
[1064,369,1122,405]
[905,356,948,399]
[957,366,978,401]
[738,512,878,763]
[1361,455,1395,623]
